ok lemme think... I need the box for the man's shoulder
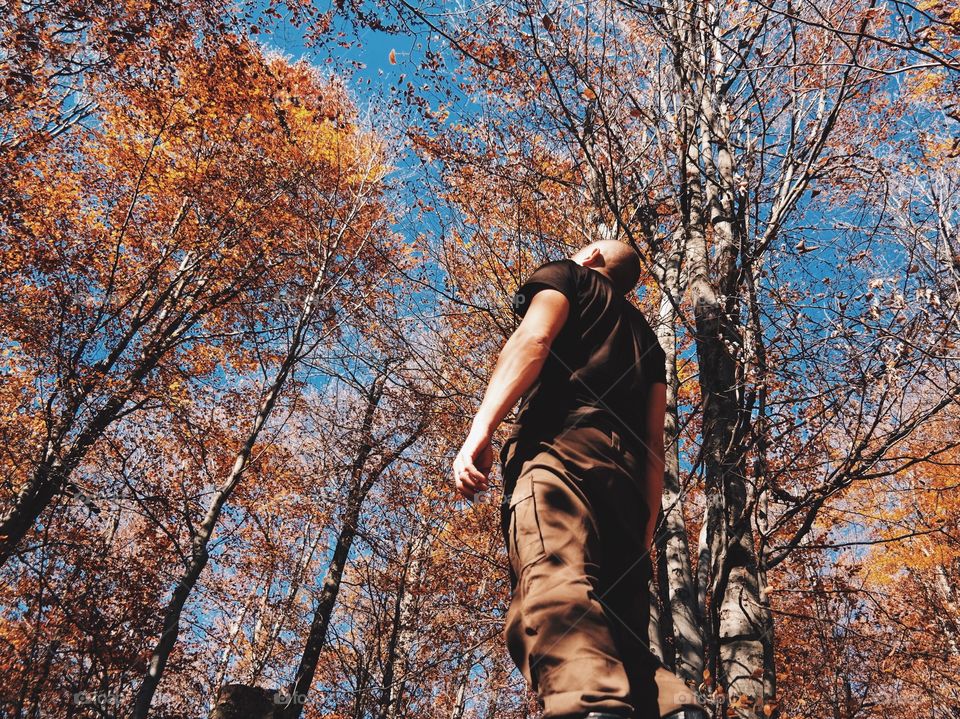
[513,258,581,317]
[528,257,579,276]
[624,304,665,350]
[520,257,580,283]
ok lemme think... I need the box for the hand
[453,427,494,501]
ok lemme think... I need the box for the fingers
[475,442,494,476]
[462,458,489,490]
[455,472,481,501]
[455,474,476,501]
[453,452,489,501]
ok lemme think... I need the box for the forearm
[640,383,667,550]
[642,445,665,550]
[470,330,551,437]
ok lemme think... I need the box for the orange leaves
[1,8,413,718]
[911,69,946,97]
[0,22,401,563]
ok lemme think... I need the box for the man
[452,240,706,719]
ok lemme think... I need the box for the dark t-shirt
[506,257,667,456]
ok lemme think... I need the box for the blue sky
[253,4,431,112]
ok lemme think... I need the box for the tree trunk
[449,665,469,719]
[379,525,431,719]
[655,239,704,684]
[134,262,330,718]
[209,685,278,719]
[276,373,398,719]
[672,4,767,710]
[132,368,295,718]
[276,483,369,718]
[649,542,668,664]
[0,249,205,568]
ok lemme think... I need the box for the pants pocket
[507,476,547,575]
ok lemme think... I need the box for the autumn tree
[1,1,227,189]
[0,20,417,718]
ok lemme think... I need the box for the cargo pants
[499,423,704,719]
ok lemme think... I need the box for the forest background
[1,1,958,718]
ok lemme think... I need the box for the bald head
[570,240,641,294]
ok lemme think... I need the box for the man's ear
[581,247,603,268]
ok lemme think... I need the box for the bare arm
[453,288,570,501]
[642,382,667,551]
[471,289,569,435]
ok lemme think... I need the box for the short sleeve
[636,310,667,385]
[510,259,578,318]
[644,341,667,385]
